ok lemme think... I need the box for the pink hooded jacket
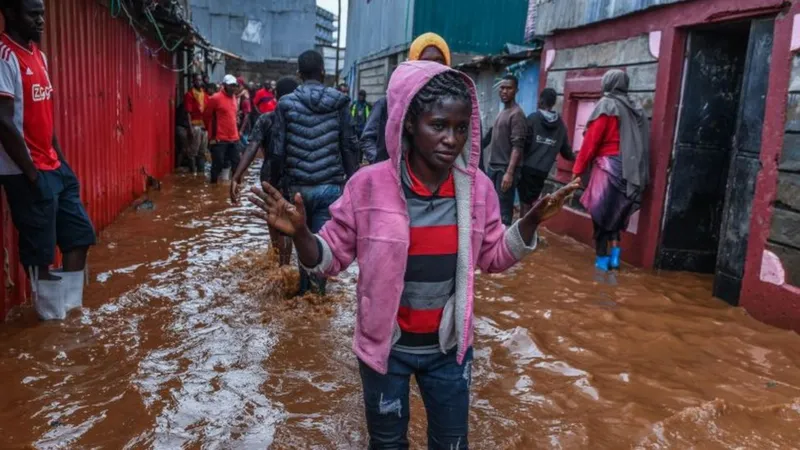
[306,61,537,374]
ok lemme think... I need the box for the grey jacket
[273,81,357,187]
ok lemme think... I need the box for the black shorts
[1,164,96,268]
[518,167,548,205]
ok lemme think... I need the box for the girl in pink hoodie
[251,61,578,448]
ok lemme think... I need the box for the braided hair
[406,71,472,129]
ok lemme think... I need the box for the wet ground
[1,168,800,449]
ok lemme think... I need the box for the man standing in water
[272,50,356,295]
[230,77,299,266]
[204,75,241,184]
[485,74,527,225]
[182,73,209,173]
[0,0,96,320]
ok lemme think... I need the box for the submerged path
[1,169,799,449]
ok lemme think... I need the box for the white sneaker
[53,269,85,312]
[31,268,66,320]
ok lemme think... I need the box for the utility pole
[335,0,341,86]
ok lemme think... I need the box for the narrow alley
[1,170,799,449]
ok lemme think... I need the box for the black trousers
[210,141,240,184]
[593,221,621,257]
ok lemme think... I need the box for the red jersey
[0,34,60,174]
[204,92,240,142]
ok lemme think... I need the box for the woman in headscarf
[572,69,650,271]
[360,32,452,164]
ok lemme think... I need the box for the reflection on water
[0,168,799,449]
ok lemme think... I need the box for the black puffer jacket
[272,81,357,187]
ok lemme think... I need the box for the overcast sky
[317,0,348,45]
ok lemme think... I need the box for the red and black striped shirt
[394,159,457,354]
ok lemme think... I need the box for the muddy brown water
[1,169,799,449]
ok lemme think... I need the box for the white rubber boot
[31,267,66,321]
[54,269,85,312]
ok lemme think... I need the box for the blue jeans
[359,348,473,449]
[488,166,517,226]
[290,184,342,295]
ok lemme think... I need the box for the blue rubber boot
[595,256,610,272]
[610,247,621,269]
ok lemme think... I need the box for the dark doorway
[657,18,774,306]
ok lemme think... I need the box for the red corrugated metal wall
[0,0,177,318]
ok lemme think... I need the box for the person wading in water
[572,69,650,272]
[250,61,579,448]
[230,76,299,266]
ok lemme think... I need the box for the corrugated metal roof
[413,0,528,55]
[189,0,317,61]
[533,0,693,36]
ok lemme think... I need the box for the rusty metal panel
[1,0,178,318]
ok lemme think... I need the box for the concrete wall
[768,54,800,286]
[189,0,316,62]
[547,35,658,117]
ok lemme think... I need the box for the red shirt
[0,34,60,172]
[253,88,276,114]
[204,92,240,142]
[183,88,209,126]
[572,114,620,176]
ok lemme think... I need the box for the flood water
[1,169,800,449]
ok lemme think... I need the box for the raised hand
[249,182,308,237]
[526,178,582,225]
